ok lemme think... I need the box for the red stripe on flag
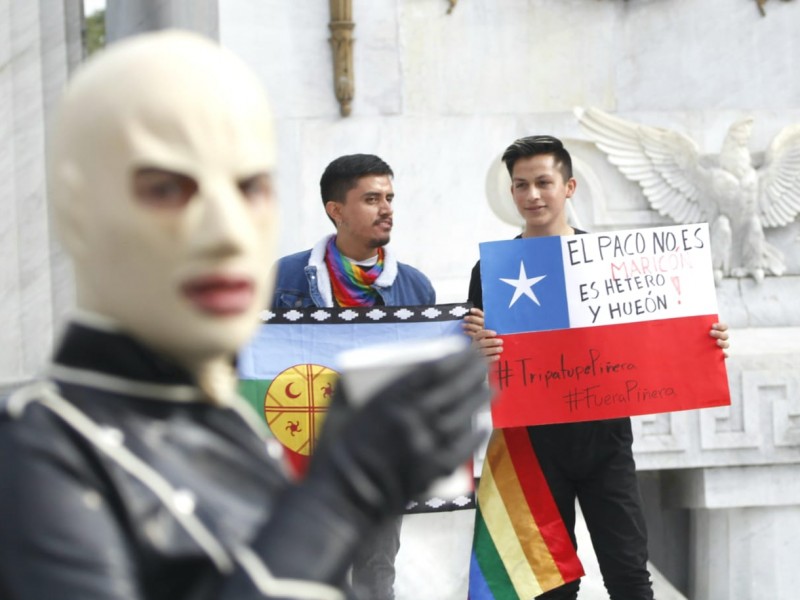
[283,449,309,478]
[490,315,729,427]
[503,428,584,584]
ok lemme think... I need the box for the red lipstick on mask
[181,275,255,316]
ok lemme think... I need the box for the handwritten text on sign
[562,225,715,328]
[479,224,730,427]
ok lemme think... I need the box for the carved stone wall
[633,329,800,469]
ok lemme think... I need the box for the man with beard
[270,154,435,599]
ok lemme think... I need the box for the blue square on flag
[480,236,569,334]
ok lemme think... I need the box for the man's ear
[325,200,341,225]
[566,177,577,199]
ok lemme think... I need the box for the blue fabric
[239,319,464,380]
[271,248,435,309]
[468,551,494,600]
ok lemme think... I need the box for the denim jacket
[270,235,435,309]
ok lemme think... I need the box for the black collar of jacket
[53,321,197,388]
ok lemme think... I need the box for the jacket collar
[48,311,205,402]
[308,234,399,307]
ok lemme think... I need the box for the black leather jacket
[0,320,352,600]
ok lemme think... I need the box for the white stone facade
[3,0,799,598]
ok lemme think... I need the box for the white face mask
[50,31,279,367]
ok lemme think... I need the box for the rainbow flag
[469,427,584,599]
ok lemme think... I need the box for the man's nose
[379,197,393,214]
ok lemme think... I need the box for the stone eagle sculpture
[575,107,800,283]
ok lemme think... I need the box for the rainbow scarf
[324,236,385,307]
[469,427,584,599]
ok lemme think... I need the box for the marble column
[0,0,82,397]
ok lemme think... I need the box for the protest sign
[480,223,730,427]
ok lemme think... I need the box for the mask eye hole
[133,168,198,209]
[238,173,273,205]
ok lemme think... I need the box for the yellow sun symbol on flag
[264,364,339,456]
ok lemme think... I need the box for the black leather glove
[253,345,490,588]
[310,345,490,517]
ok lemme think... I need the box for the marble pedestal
[663,465,800,600]
[634,318,800,600]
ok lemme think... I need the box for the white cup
[336,335,477,500]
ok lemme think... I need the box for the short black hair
[501,135,573,182]
[319,154,394,209]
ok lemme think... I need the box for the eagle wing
[758,122,800,227]
[575,107,713,224]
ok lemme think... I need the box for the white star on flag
[500,261,547,308]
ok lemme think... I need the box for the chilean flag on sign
[480,223,731,427]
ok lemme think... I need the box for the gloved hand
[251,346,490,590]
[309,344,491,518]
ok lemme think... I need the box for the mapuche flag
[237,303,475,513]
[480,223,731,427]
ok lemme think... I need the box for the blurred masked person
[0,31,489,600]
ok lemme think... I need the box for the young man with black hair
[271,153,435,600]
[464,135,730,600]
